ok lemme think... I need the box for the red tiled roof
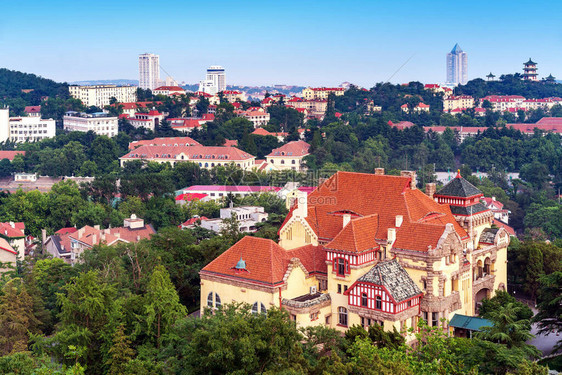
[118,101,163,110]
[267,141,310,157]
[482,197,504,209]
[24,105,41,114]
[493,219,515,236]
[326,215,380,253]
[154,86,184,91]
[176,193,208,201]
[0,151,25,161]
[129,137,200,150]
[121,144,255,161]
[289,172,467,250]
[201,237,326,286]
[55,227,78,235]
[223,139,238,147]
[180,216,209,227]
[201,237,291,285]
[389,121,415,130]
[0,222,25,238]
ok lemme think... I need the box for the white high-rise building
[198,65,226,95]
[446,44,468,85]
[139,53,160,91]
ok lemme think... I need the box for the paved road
[529,323,560,357]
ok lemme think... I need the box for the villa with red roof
[128,110,165,131]
[0,221,25,259]
[201,169,509,343]
[401,102,430,113]
[153,86,186,97]
[120,144,256,170]
[128,136,200,150]
[266,140,310,172]
[251,127,287,141]
[0,151,25,161]
[44,215,155,264]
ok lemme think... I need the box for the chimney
[94,225,100,230]
[387,228,396,246]
[9,222,15,229]
[295,191,308,218]
[374,168,385,175]
[400,170,417,189]
[92,234,97,244]
[136,235,140,241]
[343,213,351,228]
[41,229,47,246]
[395,215,403,227]
[492,196,496,201]
[78,227,85,238]
[426,183,436,199]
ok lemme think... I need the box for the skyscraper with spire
[446,44,468,85]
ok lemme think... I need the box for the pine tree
[106,324,135,375]
[0,279,39,355]
[144,265,187,348]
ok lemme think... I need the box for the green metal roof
[449,314,492,331]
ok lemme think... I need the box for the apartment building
[69,85,137,107]
[63,111,118,138]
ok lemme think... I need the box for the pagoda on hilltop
[522,58,538,81]
[486,72,495,81]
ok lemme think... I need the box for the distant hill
[69,79,139,86]
[0,68,70,115]
[0,68,69,101]
[181,84,305,99]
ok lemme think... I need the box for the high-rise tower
[139,53,160,91]
[446,44,468,85]
[198,66,226,95]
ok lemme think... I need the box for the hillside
[0,68,69,114]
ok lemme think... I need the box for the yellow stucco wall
[279,218,317,250]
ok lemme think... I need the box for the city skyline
[1,0,561,87]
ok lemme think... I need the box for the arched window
[375,296,382,310]
[338,307,348,326]
[252,302,259,314]
[260,303,267,315]
[215,293,221,308]
[207,292,213,307]
[281,160,285,164]
[361,293,368,307]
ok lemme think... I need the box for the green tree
[106,324,135,375]
[476,302,539,357]
[534,271,562,353]
[143,265,187,348]
[0,279,40,355]
[164,303,306,374]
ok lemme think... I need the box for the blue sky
[1,0,561,87]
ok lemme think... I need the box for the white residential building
[69,85,137,108]
[63,111,118,138]
[201,205,268,233]
[0,108,56,143]
[139,53,160,91]
[8,117,56,143]
[128,110,164,131]
[198,65,226,95]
